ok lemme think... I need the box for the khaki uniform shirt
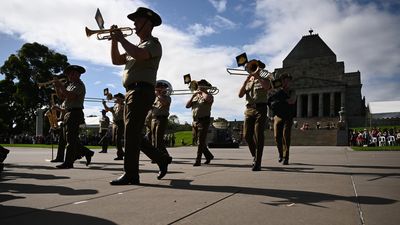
[122,36,162,87]
[64,80,85,110]
[245,78,268,105]
[151,95,171,117]
[110,103,124,122]
[191,94,213,119]
[99,115,110,131]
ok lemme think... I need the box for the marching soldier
[186,79,214,166]
[98,109,110,153]
[151,81,171,157]
[53,65,94,169]
[268,73,296,165]
[238,60,271,171]
[103,93,125,160]
[109,7,171,185]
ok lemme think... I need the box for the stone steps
[264,128,342,146]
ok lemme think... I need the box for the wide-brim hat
[113,93,125,99]
[197,79,212,87]
[64,65,86,75]
[127,7,162,26]
[155,81,169,88]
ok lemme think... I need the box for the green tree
[0,42,69,138]
[214,117,228,123]
[167,114,179,132]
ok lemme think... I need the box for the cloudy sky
[0,0,399,124]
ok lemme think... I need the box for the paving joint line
[344,149,365,225]
[167,190,241,225]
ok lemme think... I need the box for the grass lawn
[1,143,103,149]
[351,146,400,151]
[173,130,193,147]
[1,131,194,149]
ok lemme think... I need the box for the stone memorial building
[274,30,366,128]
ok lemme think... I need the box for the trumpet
[37,78,67,89]
[85,26,133,40]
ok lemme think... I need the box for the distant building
[274,30,366,127]
[367,101,400,127]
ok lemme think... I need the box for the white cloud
[187,23,216,37]
[0,0,399,122]
[208,0,227,13]
[212,15,237,30]
[246,0,400,103]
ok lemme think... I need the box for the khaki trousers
[193,117,213,161]
[151,116,169,156]
[124,87,167,179]
[273,115,293,160]
[243,106,267,167]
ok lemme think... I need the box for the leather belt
[246,103,268,109]
[66,108,83,112]
[126,82,154,91]
[193,116,210,122]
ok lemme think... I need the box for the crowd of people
[350,127,400,146]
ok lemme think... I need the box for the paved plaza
[1,146,399,225]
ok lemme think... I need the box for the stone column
[296,94,302,118]
[318,93,324,117]
[36,108,45,137]
[341,91,345,108]
[307,93,313,117]
[330,92,335,117]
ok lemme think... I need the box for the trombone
[85,26,133,40]
[84,97,115,103]
[227,60,272,79]
[172,80,219,95]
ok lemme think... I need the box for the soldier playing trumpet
[53,65,94,169]
[102,93,125,160]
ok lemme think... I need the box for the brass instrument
[45,94,59,129]
[85,26,133,40]
[156,80,174,96]
[227,52,271,78]
[85,88,115,102]
[37,78,67,89]
[172,78,219,95]
[226,61,271,79]
[84,97,115,103]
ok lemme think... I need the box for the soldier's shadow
[0,205,117,225]
[142,179,397,207]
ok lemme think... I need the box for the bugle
[85,26,133,40]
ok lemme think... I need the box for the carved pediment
[292,76,345,89]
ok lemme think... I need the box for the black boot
[110,173,140,185]
[56,163,73,169]
[157,156,172,180]
[204,155,214,164]
[85,150,94,166]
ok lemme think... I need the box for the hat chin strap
[136,19,149,36]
